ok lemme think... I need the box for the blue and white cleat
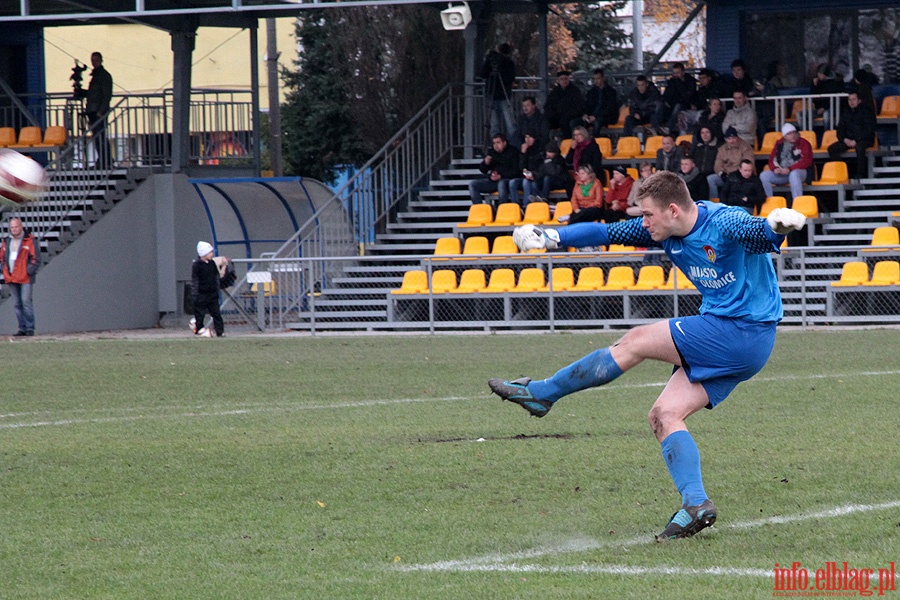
[655,499,717,542]
[488,377,554,418]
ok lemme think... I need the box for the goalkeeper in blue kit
[489,171,807,541]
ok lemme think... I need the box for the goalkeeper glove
[766,208,807,235]
[512,224,560,251]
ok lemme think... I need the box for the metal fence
[224,244,900,333]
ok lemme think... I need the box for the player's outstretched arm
[717,207,806,253]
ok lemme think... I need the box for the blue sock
[660,430,708,507]
[528,347,624,403]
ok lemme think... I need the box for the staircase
[1,167,152,261]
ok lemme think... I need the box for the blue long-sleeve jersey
[555,202,785,322]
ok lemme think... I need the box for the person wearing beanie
[760,122,814,199]
[603,165,635,220]
[191,240,225,337]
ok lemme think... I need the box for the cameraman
[85,51,113,169]
[479,43,516,144]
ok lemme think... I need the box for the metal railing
[223,245,900,332]
[224,83,484,325]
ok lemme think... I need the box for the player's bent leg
[488,319,680,417]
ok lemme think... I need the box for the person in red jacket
[760,123,814,199]
[0,218,41,336]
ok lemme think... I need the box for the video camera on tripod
[70,59,88,100]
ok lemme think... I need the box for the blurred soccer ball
[0,149,47,208]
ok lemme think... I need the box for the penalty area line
[398,500,900,574]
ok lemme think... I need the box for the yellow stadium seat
[791,195,819,219]
[11,126,41,148]
[571,266,604,291]
[799,130,817,150]
[513,267,546,292]
[676,134,693,146]
[552,201,573,223]
[756,131,780,156]
[538,267,575,292]
[830,262,869,287]
[0,127,15,147]
[602,265,635,290]
[559,138,573,156]
[627,167,639,180]
[461,236,490,257]
[457,204,493,228]
[614,105,628,127]
[455,269,487,293]
[517,202,550,225]
[662,267,696,290]
[607,244,636,253]
[628,265,666,290]
[433,237,461,258]
[489,203,522,226]
[812,161,849,186]
[879,95,900,117]
[491,235,519,256]
[391,270,428,294]
[639,135,663,159]
[862,226,900,252]
[595,137,613,157]
[36,125,67,148]
[818,129,838,152]
[758,196,787,218]
[615,136,642,158]
[430,269,458,294]
[862,261,900,286]
[483,268,516,293]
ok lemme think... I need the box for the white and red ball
[0,149,48,208]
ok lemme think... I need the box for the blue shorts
[667,314,777,408]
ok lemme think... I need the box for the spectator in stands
[799,64,845,130]
[469,133,519,206]
[720,58,758,99]
[86,51,114,169]
[603,165,634,221]
[693,97,725,143]
[192,241,225,338]
[707,126,755,199]
[564,126,604,185]
[679,155,709,201]
[678,68,723,135]
[828,90,877,179]
[523,142,571,204]
[0,217,40,336]
[657,62,697,135]
[849,69,876,112]
[720,159,765,214]
[626,162,654,216]
[480,43,517,142]
[563,164,605,225]
[516,96,550,150]
[656,134,684,173]
[545,70,584,139]
[722,90,758,147]
[509,130,545,204]
[754,60,788,142]
[573,68,620,136]
[624,75,662,138]
[760,123,814,200]
[691,125,722,178]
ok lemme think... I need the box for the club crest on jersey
[702,245,717,262]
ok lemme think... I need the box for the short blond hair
[636,171,692,210]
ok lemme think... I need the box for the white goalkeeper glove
[512,224,560,251]
[766,208,807,235]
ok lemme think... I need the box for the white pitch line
[3,368,900,430]
[399,500,900,574]
[405,563,772,577]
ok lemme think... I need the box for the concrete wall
[0,173,209,334]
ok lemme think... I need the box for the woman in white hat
[191,241,225,337]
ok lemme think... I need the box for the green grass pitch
[1,329,898,599]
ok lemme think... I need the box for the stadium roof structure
[0,0,591,28]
